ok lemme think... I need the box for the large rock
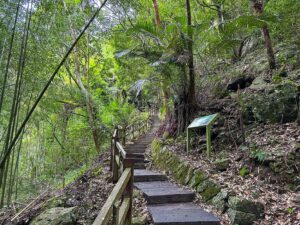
[227,208,256,225]
[197,180,221,202]
[210,190,228,213]
[30,207,77,225]
[244,83,300,123]
[228,196,264,219]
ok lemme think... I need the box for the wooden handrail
[94,112,155,225]
[116,142,126,158]
[92,168,132,225]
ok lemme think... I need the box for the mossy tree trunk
[251,0,277,70]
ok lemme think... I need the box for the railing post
[110,136,113,172]
[123,158,133,225]
[112,203,119,225]
[112,127,119,183]
[122,128,126,146]
[132,125,135,139]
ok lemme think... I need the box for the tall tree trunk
[73,49,101,153]
[152,0,161,27]
[212,0,224,31]
[0,0,21,115]
[251,0,276,70]
[152,0,170,116]
[186,0,196,105]
[261,26,276,69]
[64,2,101,153]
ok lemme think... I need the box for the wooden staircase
[127,117,220,225]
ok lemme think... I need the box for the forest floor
[0,152,153,225]
[0,153,113,225]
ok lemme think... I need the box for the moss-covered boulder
[184,167,195,185]
[188,170,208,188]
[228,196,264,219]
[165,153,181,173]
[210,190,228,213]
[197,180,221,202]
[30,207,77,225]
[214,158,230,171]
[227,208,256,225]
[174,162,190,184]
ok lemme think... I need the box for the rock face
[227,75,255,91]
[30,207,77,225]
[244,83,300,123]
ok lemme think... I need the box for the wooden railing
[92,114,154,225]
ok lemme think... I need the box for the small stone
[133,214,148,225]
[214,158,230,171]
[162,131,171,139]
[227,208,256,225]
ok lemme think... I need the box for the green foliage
[239,167,250,177]
[250,148,269,163]
[287,207,295,214]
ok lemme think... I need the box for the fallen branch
[10,189,49,222]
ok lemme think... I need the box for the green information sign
[187,113,219,157]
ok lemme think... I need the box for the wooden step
[127,145,149,149]
[126,145,148,149]
[126,153,144,158]
[134,162,146,169]
[125,149,145,153]
[130,158,148,163]
[134,181,195,204]
[148,203,220,225]
[134,169,167,182]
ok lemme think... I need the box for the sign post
[187,113,219,157]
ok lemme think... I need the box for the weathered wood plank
[92,168,131,225]
[115,155,120,167]
[116,142,126,158]
[118,197,130,225]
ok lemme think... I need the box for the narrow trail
[126,117,220,225]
